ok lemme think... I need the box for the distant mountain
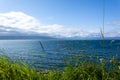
[60,37,120,40]
[0,35,119,40]
[104,37,120,40]
[0,25,120,40]
[0,36,55,40]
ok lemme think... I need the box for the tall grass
[0,53,120,80]
[0,33,120,79]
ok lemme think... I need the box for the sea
[0,39,120,70]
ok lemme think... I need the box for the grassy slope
[0,56,120,80]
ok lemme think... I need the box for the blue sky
[0,0,120,38]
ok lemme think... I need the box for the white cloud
[47,16,54,20]
[0,12,41,32]
[110,21,120,26]
[1,11,119,38]
[106,21,120,37]
[0,11,93,38]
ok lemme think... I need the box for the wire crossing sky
[0,0,120,38]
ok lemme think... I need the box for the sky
[0,0,120,38]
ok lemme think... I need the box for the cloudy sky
[0,0,120,38]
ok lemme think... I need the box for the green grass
[0,55,120,80]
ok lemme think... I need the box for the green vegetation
[0,55,120,80]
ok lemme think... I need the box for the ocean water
[0,40,120,70]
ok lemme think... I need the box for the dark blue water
[0,40,120,70]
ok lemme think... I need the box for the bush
[0,55,120,80]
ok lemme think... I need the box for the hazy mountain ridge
[0,25,120,40]
[0,35,119,40]
[0,36,55,40]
